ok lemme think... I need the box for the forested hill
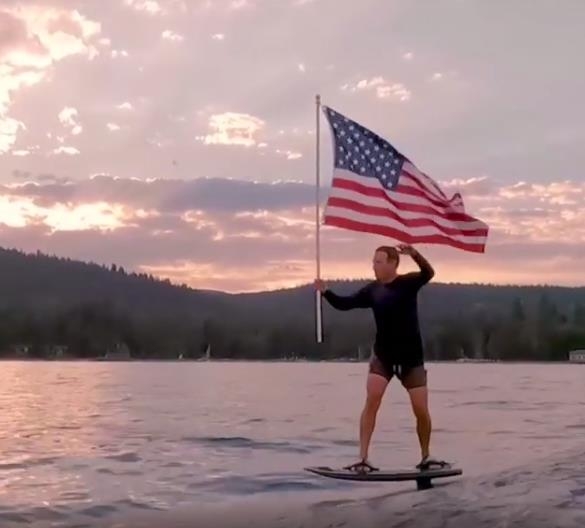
[0,246,584,361]
[0,247,230,317]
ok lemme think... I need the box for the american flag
[321,106,489,253]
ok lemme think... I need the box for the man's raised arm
[411,249,435,282]
[397,244,435,285]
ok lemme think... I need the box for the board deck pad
[304,464,462,489]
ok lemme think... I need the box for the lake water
[0,360,583,527]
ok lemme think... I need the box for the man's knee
[364,374,387,412]
[413,402,431,422]
[365,391,383,410]
[402,366,428,421]
[407,382,431,421]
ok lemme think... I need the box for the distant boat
[96,342,132,361]
[197,344,211,361]
[456,349,497,363]
[569,350,585,363]
[455,358,497,363]
[356,344,372,362]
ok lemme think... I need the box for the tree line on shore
[1,294,583,361]
[0,247,584,361]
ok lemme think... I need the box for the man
[314,243,446,473]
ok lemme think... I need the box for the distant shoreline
[0,357,582,365]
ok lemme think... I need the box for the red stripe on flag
[402,165,448,201]
[323,215,487,253]
[401,171,451,204]
[325,196,488,237]
[330,177,478,223]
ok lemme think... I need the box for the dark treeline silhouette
[0,247,584,361]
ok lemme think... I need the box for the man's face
[372,250,397,279]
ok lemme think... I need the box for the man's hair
[375,245,399,264]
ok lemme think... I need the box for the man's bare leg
[358,373,389,461]
[408,386,431,459]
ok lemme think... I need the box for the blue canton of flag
[323,106,405,191]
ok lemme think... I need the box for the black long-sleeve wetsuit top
[323,254,434,369]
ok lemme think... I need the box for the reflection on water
[0,360,582,525]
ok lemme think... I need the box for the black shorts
[369,355,427,389]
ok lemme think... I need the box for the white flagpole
[315,94,323,343]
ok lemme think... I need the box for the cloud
[58,107,82,135]
[37,202,128,232]
[441,176,492,197]
[0,115,26,154]
[161,30,184,42]
[229,0,252,10]
[497,180,583,206]
[124,0,163,15]
[196,112,266,147]
[3,5,101,63]
[1,175,314,215]
[52,146,80,155]
[0,5,101,154]
[0,172,583,291]
[275,149,302,160]
[111,49,129,58]
[341,77,411,102]
[471,180,585,245]
[3,175,584,242]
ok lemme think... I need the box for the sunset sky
[0,0,584,292]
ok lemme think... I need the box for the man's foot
[416,455,449,471]
[343,459,379,474]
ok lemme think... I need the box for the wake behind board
[304,464,462,490]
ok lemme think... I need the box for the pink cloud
[0,174,583,291]
[0,4,102,153]
[0,11,30,54]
